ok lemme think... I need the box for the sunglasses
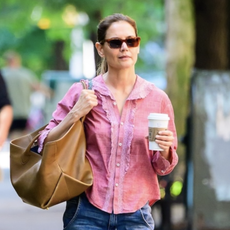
[101,37,141,49]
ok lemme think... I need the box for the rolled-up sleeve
[152,147,178,176]
[151,93,178,175]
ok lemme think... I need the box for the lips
[119,55,130,59]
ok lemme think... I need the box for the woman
[0,71,13,150]
[38,13,178,230]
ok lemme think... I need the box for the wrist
[68,110,82,123]
[160,147,172,163]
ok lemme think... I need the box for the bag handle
[80,79,92,90]
[24,80,92,156]
[23,133,42,162]
[80,79,92,122]
[10,124,47,163]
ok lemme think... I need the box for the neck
[103,71,136,98]
[104,68,136,87]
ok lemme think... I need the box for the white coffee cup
[148,113,170,151]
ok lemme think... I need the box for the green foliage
[17,27,53,77]
[0,28,17,50]
[42,0,165,41]
[0,0,165,77]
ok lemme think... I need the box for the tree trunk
[165,0,195,155]
[194,0,229,69]
[164,0,195,227]
[53,40,68,70]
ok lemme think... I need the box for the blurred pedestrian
[2,50,50,139]
[38,13,178,230]
[0,70,13,181]
[0,71,13,150]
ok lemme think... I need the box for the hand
[70,89,98,120]
[155,130,174,160]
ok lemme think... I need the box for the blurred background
[0,0,230,230]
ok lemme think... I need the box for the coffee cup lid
[148,113,170,120]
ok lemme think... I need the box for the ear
[95,42,104,57]
[137,45,140,54]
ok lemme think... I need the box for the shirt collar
[92,74,154,100]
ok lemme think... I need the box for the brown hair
[96,13,138,75]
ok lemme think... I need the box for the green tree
[43,0,166,70]
[0,0,165,77]
[165,0,195,160]
[0,1,71,76]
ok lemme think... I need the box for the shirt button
[118,143,122,147]
[116,163,120,167]
[115,183,119,187]
[161,170,165,173]
[120,122,124,125]
[113,102,117,106]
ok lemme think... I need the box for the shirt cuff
[152,151,171,169]
[37,129,50,153]
[151,146,176,175]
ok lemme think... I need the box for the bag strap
[80,79,92,90]
[81,80,87,90]
[80,79,92,122]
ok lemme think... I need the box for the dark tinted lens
[109,39,122,48]
[126,38,138,47]
[106,37,140,48]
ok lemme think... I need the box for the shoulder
[91,75,103,85]
[129,75,169,100]
[90,75,109,95]
[59,81,84,105]
[20,67,37,80]
[64,81,83,96]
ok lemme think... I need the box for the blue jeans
[63,193,155,230]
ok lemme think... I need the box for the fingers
[80,89,98,107]
[155,130,174,151]
[71,90,98,118]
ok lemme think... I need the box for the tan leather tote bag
[10,81,93,209]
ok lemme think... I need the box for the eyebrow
[104,36,137,39]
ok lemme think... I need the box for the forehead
[106,21,136,39]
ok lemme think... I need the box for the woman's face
[98,21,140,71]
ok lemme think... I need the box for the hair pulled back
[96,13,138,75]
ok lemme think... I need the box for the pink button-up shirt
[38,75,178,214]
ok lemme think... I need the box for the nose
[120,41,128,50]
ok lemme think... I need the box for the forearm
[44,111,81,145]
[160,148,171,162]
[41,85,97,147]
[0,105,13,147]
